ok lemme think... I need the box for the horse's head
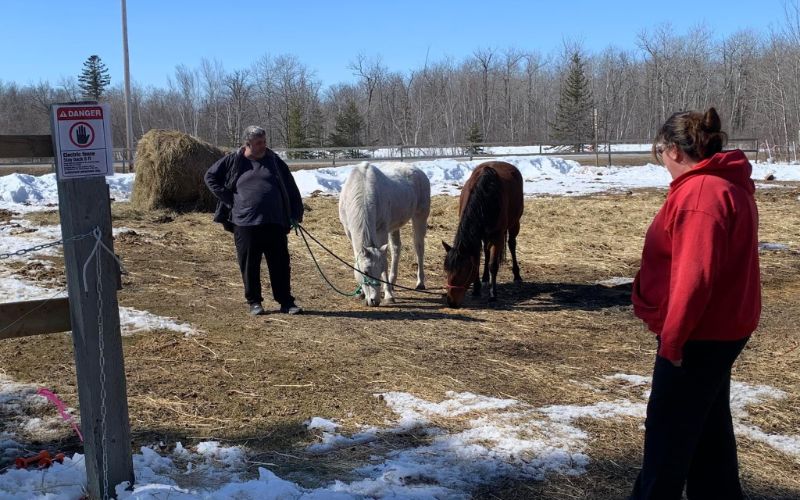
[357,244,388,306]
[442,241,478,308]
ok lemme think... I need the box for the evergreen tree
[306,106,326,149]
[78,55,111,100]
[286,100,308,159]
[329,99,365,157]
[465,122,484,155]
[550,52,594,152]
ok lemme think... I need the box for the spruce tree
[465,122,484,155]
[306,106,326,149]
[550,52,594,152]
[78,55,111,100]
[286,100,308,159]
[329,99,365,157]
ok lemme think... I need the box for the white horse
[339,162,431,306]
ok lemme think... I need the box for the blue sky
[0,0,787,89]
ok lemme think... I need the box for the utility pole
[121,0,134,173]
[593,108,599,168]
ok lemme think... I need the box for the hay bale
[130,130,225,211]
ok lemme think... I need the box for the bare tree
[472,48,497,137]
[200,58,226,146]
[348,54,385,144]
[500,49,524,141]
[224,69,253,147]
[171,64,202,136]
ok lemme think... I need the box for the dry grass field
[1,185,798,498]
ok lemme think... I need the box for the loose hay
[130,129,224,212]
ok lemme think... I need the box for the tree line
[2,14,800,159]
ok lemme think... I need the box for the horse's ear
[442,241,452,252]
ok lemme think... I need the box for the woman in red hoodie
[630,108,760,500]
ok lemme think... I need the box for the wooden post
[51,103,134,499]
[57,177,134,498]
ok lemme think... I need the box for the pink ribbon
[37,388,84,442]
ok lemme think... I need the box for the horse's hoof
[415,284,426,290]
[514,277,523,283]
[386,297,396,304]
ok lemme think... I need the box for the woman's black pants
[631,337,749,500]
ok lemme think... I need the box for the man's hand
[671,359,682,368]
[288,219,299,235]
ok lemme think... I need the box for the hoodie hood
[670,149,754,194]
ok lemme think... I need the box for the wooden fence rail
[0,298,71,340]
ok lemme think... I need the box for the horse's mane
[445,167,502,270]
[342,163,381,248]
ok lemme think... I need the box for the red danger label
[57,106,103,120]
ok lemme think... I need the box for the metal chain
[0,240,65,260]
[0,231,95,260]
[92,230,110,500]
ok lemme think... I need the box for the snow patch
[759,242,792,252]
[0,173,133,214]
[305,417,340,432]
[3,156,798,216]
[1,374,797,498]
[594,277,634,287]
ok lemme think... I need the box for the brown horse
[442,161,524,308]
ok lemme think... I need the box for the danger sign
[51,104,114,178]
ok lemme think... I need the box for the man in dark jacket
[205,126,304,316]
